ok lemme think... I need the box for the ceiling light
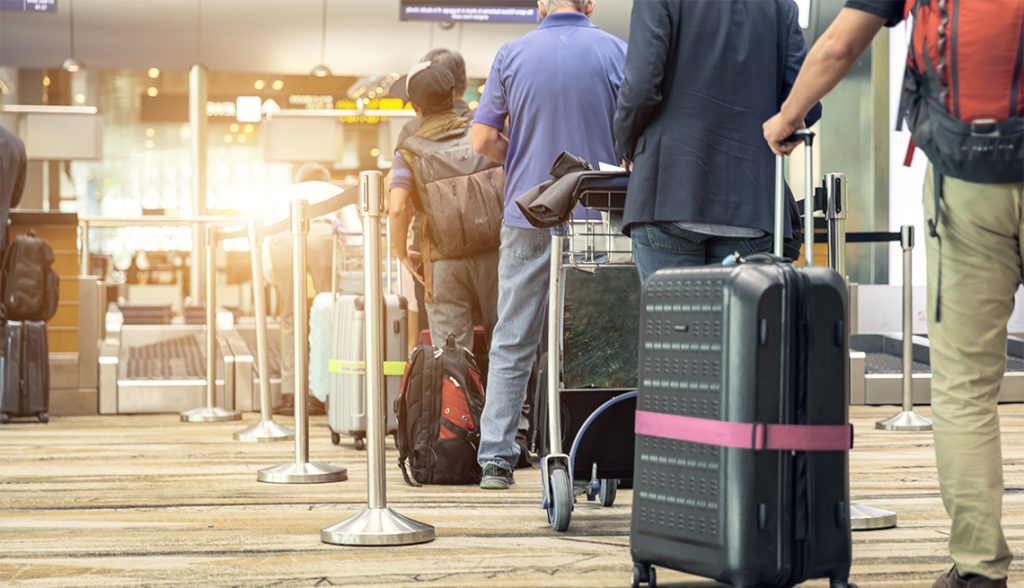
[145,140,155,149]
[62,0,84,72]
[370,148,380,157]
[229,123,239,132]
[254,79,265,90]
[73,93,86,104]
[237,135,247,144]
[146,86,159,97]
[42,75,51,87]
[145,128,156,138]
[312,0,331,83]
[272,79,284,91]
[243,124,254,133]
[147,67,160,79]
[63,57,84,73]
[224,134,233,144]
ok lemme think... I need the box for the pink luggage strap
[635,410,854,452]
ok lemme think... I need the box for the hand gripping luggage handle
[774,129,815,259]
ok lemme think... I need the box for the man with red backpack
[764,1,1023,587]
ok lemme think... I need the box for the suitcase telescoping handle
[773,129,816,259]
[328,217,400,299]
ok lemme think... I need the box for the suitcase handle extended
[774,129,815,259]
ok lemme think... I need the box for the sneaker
[933,567,1007,588]
[479,464,515,490]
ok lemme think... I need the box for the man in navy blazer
[615,0,821,282]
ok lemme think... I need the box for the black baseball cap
[406,62,456,115]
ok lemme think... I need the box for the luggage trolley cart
[539,173,638,532]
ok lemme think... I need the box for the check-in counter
[8,211,103,416]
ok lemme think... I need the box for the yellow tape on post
[328,359,406,377]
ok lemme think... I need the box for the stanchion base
[257,461,347,484]
[876,410,933,431]
[180,406,242,423]
[233,420,294,442]
[321,507,435,546]
[851,503,897,530]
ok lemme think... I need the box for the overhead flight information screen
[400,0,538,23]
[0,0,56,12]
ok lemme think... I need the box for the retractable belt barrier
[320,170,435,546]
[255,194,351,483]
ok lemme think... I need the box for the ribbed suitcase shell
[0,321,50,419]
[327,294,406,440]
[630,263,852,587]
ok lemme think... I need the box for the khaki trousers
[923,163,1020,579]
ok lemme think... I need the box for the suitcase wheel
[546,467,572,532]
[354,436,366,451]
[830,580,856,588]
[37,412,48,424]
[0,413,9,425]
[631,563,655,588]
[330,432,341,446]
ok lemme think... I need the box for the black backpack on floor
[397,335,485,486]
[2,231,59,322]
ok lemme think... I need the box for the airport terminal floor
[3,0,1024,586]
[1,407,1021,587]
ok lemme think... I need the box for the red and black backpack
[396,335,486,486]
[898,0,1023,184]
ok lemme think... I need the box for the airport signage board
[399,0,537,23]
[0,0,56,12]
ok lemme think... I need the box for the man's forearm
[388,191,412,258]
[780,8,887,125]
[471,124,509,164]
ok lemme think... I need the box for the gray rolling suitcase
[0,321,50,424]
[630,135,854,588]
[327,293,407,448]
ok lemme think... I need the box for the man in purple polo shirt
[471,0,626,490]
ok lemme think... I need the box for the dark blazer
[0,125,26,247]
[614,0,822,237]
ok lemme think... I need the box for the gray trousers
[425,251,499,352]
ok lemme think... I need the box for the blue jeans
[631,223,775,284]
[478,225,551,471]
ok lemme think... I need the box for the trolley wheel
[0,413,10,425]
[599,478,618,507]
[830,580,857,588]
[330,432,341,446]
[632,563,655,588]
[37,412,49,424]
[354,436,366,451]
[546,467,572,532]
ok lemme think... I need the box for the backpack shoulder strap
[400,127,470,158]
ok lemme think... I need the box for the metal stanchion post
[258,200,347,483]
[235,219,294,442]
[79,220,90,276]
[182,225,242,423]
[822,176,899,530]
[825,173,848,279]
[876,225,933,432]
[321,170,434,546]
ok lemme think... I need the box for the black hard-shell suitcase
[630,135,854,588]
[0,321,50,424]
